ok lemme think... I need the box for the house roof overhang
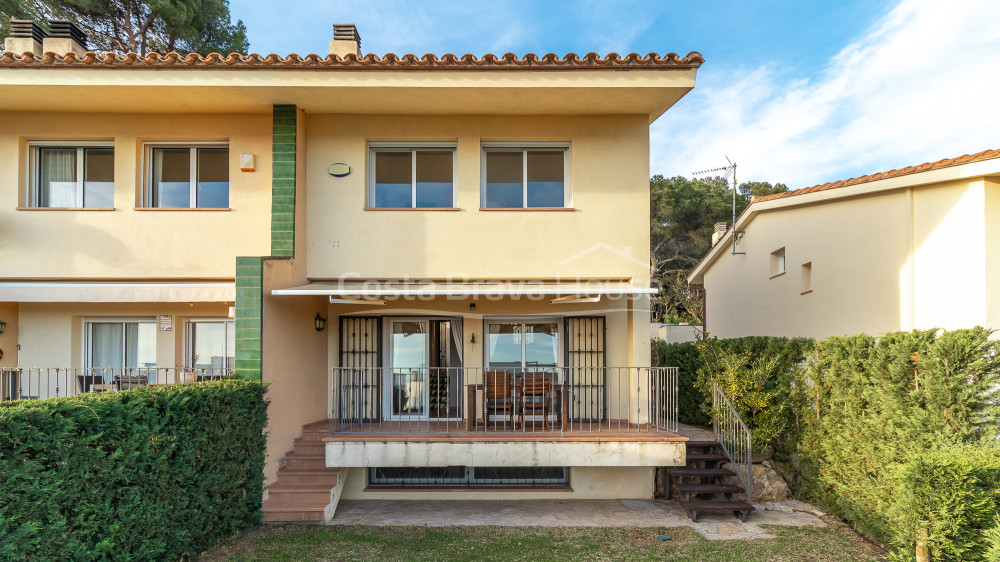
[0,51,701,121]
[687,153,1000,285]
[272,280,657,298]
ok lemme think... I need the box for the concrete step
[685,440,722,449]
[680,499,756,523]
[291,441,326,455]
[284,453,326,470]
[667,467,736,478]
[266,484,333,506]
[260,500,326,522]
[276,468,341,487]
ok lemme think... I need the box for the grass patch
[202,520,885,561]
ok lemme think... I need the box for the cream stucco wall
[340,466,654,500]
[986,180,1000,332]
[701,177,996,339]
[0,111,272,279]
[303,114,651,284]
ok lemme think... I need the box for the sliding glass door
[485,319,560,377]
[385,318,463,420]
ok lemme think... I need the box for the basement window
[368,466,570,488]
[28,142,114,208]
[770,248,786,278]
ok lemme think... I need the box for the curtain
[39,148,76,207]
[450,319,463,365]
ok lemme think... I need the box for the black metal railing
[0,367,232,401]
[330,366,678,434]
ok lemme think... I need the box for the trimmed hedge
[653,340,709,425]
[0,379,268,560]
[795,328,1000,555]
[891,446,1000,561]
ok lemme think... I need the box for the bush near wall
[890,446,1000,561]
[0,379,268,560]
[653,340,710,425]
[795,328,1000,554]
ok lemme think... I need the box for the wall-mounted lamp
[314,313,327,332]
[0,321,6,334]
[469,303,476,311]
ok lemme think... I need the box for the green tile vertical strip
[271,104,297,257]
[235,105,297,380]
[234,256,263,380]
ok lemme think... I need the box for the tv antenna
[693,156,744,255]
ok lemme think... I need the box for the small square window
[29,144,114,208]
[368,145,456,208]
[482,145,570,208]
[801,262,812,294]
[770,248,786,277]
[145,144,229,208]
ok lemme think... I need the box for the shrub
[890,446,1000,561]
[653,340,710,425]
[0,379,268,560]
[796,328,1000,547]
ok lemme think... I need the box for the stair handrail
[711,383,753,506]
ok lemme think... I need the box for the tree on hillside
[0,0,248,55]
[650,176,788,323]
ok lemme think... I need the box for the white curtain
[450,319,463,365]
[39,148,76,207]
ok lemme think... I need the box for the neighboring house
[1,22,703,520]
[688,149,1000,339]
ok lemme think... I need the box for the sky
[229,0,1000,189]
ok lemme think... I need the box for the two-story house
[1,22,704,522]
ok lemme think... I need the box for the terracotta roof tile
[752,148,1000,203]
[0,50,704,70]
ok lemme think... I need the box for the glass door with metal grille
[385,318,463,421]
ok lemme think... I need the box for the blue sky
[230,0,999,188]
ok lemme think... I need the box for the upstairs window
[29,143,114,208]
[482,144,570,208]
[770,247,786,278]
[367,144,456,208]
[145,144,229,208]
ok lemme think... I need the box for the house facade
[1,22,702,520]
[688,150,1000,339]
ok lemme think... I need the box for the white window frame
[27,140,114,208]
[367,142,458,209]
[82,317,157,368]
[480,142,572,209]
[143,142,229,208]
[184,318,235,370]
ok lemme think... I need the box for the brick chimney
[329,24,361,57]
[42,20,88,56]
[4,20,47,56]
[711,222,728,247]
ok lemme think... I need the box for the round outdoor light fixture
[314,313,327,332]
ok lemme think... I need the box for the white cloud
[651,0,1000,188]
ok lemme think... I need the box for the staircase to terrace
[261,421,345,523]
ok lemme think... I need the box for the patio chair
[484,370,513,429]
[518,373,552,430]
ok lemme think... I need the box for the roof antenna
[693,157,744,255]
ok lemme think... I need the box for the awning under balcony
[0,281,235,302]
[270,280,657,299]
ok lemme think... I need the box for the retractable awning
[0,282,235,303]
[271,280,656,298]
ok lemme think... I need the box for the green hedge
[653,336,812,433]
[0,379,268,560]
[795,328,1000,554]
[891,446,1000,561]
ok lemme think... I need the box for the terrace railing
[330,366,678,435]
[0,367,232,401]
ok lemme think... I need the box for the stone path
[329,498,826,541]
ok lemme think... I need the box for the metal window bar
[368,466,570,488]
[712,383,753,505]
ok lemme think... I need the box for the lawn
[202,520,885,561]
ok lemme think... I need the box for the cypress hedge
[0,379,268,560]
[795,328,1000,554]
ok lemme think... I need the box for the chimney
[711,222,728,247]
[42,20,88,56]
[4,20,47,56]
[330,23,361,57]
